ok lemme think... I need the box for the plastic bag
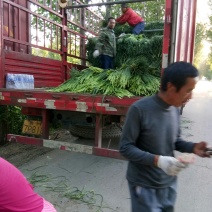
[6,74,34,89]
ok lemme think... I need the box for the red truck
[0,0,197,159]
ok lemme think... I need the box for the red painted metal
[4,51,64,87]
[3,0,28,53]
[183,0,192,62]
[162,0,172,56]
[1,0,102,89]
[161,0,172,71]
[176,0,184,61]
[6,134,125,160]
[61,6,68,82]
[21,107,42,116]
[7,134,43,146]
[0,0,198,159]
[60,145,66,150]
[175,0,197,62]
[41,109,49,139]
[0,89,141,115]
[190,0,197,63]
[93,147,125,160]
[95,114,103,147]
[0,1,4,88]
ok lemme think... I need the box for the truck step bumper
[7,134,124,160]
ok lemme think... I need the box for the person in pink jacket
[0,157,57,212]
[116,3,145,35]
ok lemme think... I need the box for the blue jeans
[128,181,177,212]
[100,54,114,69]
[132,21,145,35]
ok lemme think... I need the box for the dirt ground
[0,142,53,167]
[0,129,75,167]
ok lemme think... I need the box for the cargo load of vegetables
[50,22,164,98]
[113,21,164,38]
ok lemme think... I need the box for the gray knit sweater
[119,94,195,188]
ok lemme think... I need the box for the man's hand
[157,156,187,176]
[193,141,210,157]
[93,50,100,58]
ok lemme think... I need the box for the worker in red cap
[116,3,145,35]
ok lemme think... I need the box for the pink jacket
[0,158,43,211]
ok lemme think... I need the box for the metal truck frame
[0,0,197,159]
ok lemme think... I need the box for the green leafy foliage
[142,0,166,23]
[86,37,102,67]
[34,1,165,98]
[103,0,165,23]
[115,34,163,73]
[193,23,206,70]
[66,23,163,98]
[49,64,160,98]
[30,0,61,40]
[207,0,212,70]
[0,106,26,143]
[143,22,164,38]
[87,32,163,76]
[112,22,164,37]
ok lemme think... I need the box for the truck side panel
[0,0,198,159]
[175,0,197,62]
[0,0,101,88]
[163,0,197,67]
[4,51,63,87]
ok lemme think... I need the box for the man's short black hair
[161,61,199,92]
[121,3,128,8]
[108,17,115,23]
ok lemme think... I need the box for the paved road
[19,80,212,212]
[20,150,130,212]
[175,80,212,212]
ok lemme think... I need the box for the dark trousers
[128,181,177,212]
[100,54,114,69]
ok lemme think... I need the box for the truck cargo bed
[0,88,141,115]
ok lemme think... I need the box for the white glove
[93,50,100,58]
[119,33,125,38]
[157,156,187,176]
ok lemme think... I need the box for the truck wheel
[69,124,122,139]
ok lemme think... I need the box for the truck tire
[69,124,122,139]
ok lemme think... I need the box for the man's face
[121,7,127,13]
[108,19,116,29]
[168,77,197,107]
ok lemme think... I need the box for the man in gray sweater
[119,61,210,212]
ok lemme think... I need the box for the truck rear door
[162,0,197,69]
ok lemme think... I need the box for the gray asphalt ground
[20,80,212,212]
[20,149,130,212]
[175,80,212,212]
